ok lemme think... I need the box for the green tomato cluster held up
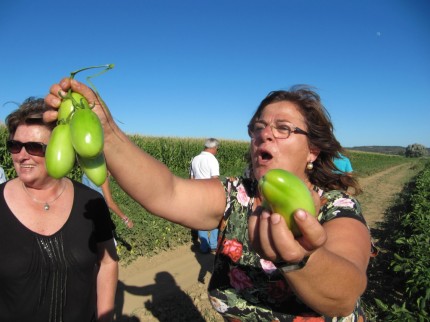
[45,64,114,186]
[45,91,107,186]
[258,169,316,237]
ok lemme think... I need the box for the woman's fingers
[44,78,71,121]
[249,209,327,263]
[42,110,58,123]
[70,79,99,104]
[269,213,304,262]
[256,209,278,261]
[293,210,327,251]
[46,82,67,108]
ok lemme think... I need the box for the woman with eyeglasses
[0,97,118,322]
[45,80,374,321]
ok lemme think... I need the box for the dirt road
[114,163,417,321]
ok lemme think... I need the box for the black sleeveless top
[0,180,113,322]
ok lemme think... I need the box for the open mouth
[260,151,273,161]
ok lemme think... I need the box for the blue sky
[1,0,429,148]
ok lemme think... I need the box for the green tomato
[58,92,87,122]
[45,123,76,178]
[70,108,104,158]
[258,169,316,237]
[78,153,107,186]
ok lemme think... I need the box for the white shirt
[190,151,219,179]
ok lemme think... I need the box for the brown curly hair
[6,97,56,139]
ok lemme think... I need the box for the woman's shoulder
[321,189,358,201]
[319,189,365,224]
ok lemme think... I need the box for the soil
[114,163,417,322]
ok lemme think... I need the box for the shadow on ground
[113,239,216,321]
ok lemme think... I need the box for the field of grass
[363,161,430,321]
[348,150,410,177]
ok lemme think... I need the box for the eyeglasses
[6,140,47,157]
[248,121,308,139]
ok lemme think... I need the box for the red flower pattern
[222,238,243,263]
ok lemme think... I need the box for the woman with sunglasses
[45,80,374,321]
[0,97,118,322]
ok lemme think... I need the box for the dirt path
[356,163,417,227]
[115,163,417,321]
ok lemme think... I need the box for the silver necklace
[22,180,67,211]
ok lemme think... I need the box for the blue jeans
[198,229,218,252]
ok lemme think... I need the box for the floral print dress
[207,177,372,322]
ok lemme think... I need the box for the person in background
[0,166,7,184]
[46,80,373,320]
[190,138,220,254]
[333,152,353,175]
[1,97,118,322]
[82,172,134,229]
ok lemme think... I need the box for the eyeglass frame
[247,121,309,139]
[6,140,47,157]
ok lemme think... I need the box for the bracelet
[123,217,129,224]
[275,256,310,273]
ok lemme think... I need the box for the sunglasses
[6,140,47,157]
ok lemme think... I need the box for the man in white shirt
[190,138,220,254]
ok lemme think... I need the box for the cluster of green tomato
[46,92,107,186]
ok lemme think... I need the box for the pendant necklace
[22,180,67,211]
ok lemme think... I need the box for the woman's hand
[248,208,327,264]
[123,217,134,229]
[44,78,117,140]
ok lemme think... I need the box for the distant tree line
[348,144,429,157]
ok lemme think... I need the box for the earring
[306,161,314,170]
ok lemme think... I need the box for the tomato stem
[67,64,114,115]
[70,64,114,80]
[67,64,121,140]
